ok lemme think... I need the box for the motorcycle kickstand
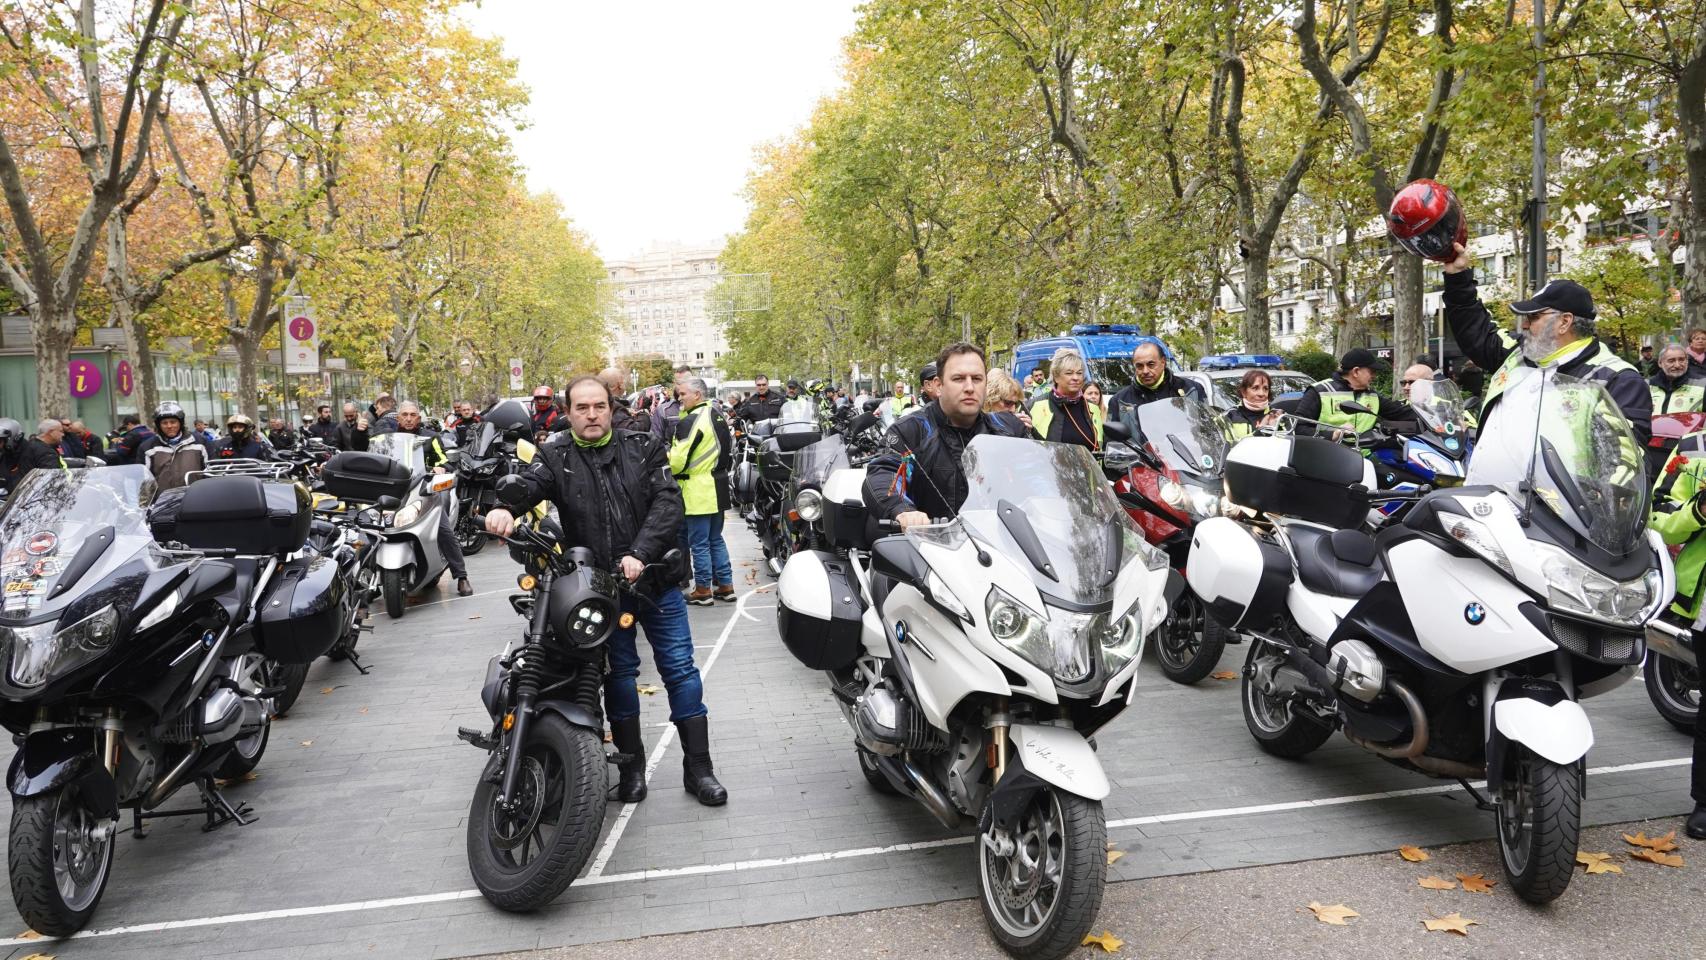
[196,776,256,831]
[130,805,148,840]
[1458,778,1495,811]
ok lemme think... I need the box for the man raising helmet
[133,401,209,489]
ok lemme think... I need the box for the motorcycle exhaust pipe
[143,742,204,810]
[1645,620,1698,669]
[1344,678,1429,760]
[900,757,961,830]
[767,557,783,577]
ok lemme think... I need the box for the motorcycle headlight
[1186,486,1223,521]
[1437,513,1513,577]
[4,604,121,688]
[795,488,824,523]
[925,568,970,622]
[1157,477,1189,513]
[985,586,1050,669]
[135,588,181,633]
[1533,542,1662,628]
[392,501,424,529]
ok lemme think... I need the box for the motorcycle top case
[256,554,347,663]
[320,451,414,503]
[777,549,864,670]
[1226,435,1373,529]
[1187,516,1291,630]
[167,475,311,554]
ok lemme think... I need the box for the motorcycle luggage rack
[189,459,294,482]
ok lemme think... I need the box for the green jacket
[1649,372,1706,417]
[669,400,721,516]
[1651,431,1706,619]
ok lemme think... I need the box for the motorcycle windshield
[0,466,155,621]
[367,434,428,476]
[795,435,849,488]
[953,435,1154,606]
[1409,379,1469,438]
[1129,397,1230,480]
[468,421,500,459]
[779,399,816,425]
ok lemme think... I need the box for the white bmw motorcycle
[1189,374,1667,904]
[777,435,1171,959]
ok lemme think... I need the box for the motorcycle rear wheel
[8,784,114,937]
[1496,747,1581,904]
[1156,594,1228,685]
[382,568,407,619]
[1643,654,1699,734]
[269,659,310,715]
[1240,640,1333,758]
[467,713,606,911]
[977,787,1105,960]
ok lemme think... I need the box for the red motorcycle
[1105,397,1237,684]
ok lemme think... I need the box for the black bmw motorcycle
[0,466,343,934]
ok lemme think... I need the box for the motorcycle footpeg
[457,726,497,750]
[605,750,636,765]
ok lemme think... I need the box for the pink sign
[288,315,316,341]
[68,360,103,399]
[115,360,135,397]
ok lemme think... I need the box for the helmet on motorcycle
[1387,178,1467,263]
[153,400,186,433]
[0,418,23,455]
[482,399,532,439]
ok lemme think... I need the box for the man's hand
[1442,241,1472,275]
[896,510,931,530]
[356,417,368,431]
[432,465,447,475]
[1015,410,1033,429]
[485,508,516,537]
[620,555,646,582]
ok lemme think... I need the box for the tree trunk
[233,330,261,422]
[1676,29,1706,333]
[1391,255,1426,368]
[1242,247,1272,352]
[31,302,74,419]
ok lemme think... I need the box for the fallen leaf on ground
[16,928,41,939]
[744,570,758,584]
[1210,671,1238,680]
[20,953,54,960]
[320,687,335,695]
[636,684,662,695]
[1630,849,1685,868]
[1456,873,1496,894]
[1307,902,1359,925]
[1422,913,1479,936]
[1106,849,1125,865]
[1398,845,1430,862]
[1417,876,1457,890]
[1577,852,1623,875]
[1081,930,1124,952]
[468,615,482,620]
[299,739,314,747]
[358,707,368,715]
[1624,830,1680,853]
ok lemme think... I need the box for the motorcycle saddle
[1287,525,1382,598]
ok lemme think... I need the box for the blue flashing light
[1198,353,1285,370]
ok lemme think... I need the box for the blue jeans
[604,588,706,723]
[684,512,732,588]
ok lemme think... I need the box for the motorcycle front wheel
[1156,593,1228,685]
[1496,746,1581,904]
[977,787,1106,960]
[382,568,407,619]
[467,713,606,912]
[8,783,115,936]
[457,512,487,555]
[1643,654,1699,734]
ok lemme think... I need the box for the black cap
[786,379,801,389]
[1339,348,1383,373]
[1511,278,1595,320]
[919,362,939,385]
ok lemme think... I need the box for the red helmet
[532,385,554,404]
[1387,179,1467,263]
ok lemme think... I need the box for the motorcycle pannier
[256,554,346,663]
[777,550,863,670]
[171,476,311,554]
[1186,516,1291,630]
[1226,435,1371,529]
[320,451,413,503]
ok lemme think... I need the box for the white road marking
[8,755,1686,946]
[582,587,756,879]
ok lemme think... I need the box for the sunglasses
[1401,379,1419,388]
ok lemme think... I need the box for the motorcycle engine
[1326,639,1385,703]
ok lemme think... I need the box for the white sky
[461,1,860,263]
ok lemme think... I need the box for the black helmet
[0,418,23,455]
[153,400,186,432]
[1387,178,1467,263]
[482,399,532,437]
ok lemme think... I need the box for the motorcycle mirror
[376,495,401,511]
[1338,401,1374,416]
[1103,419,1132,442]
[1102,441,1143,473]
[660,548,683,566]
[494,474,531,508]
[354,507,382,527]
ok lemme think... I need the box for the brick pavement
[0,521,1691,960]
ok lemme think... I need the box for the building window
[1585,209,1657,245]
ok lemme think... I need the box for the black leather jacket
[504,430,687,594]
[735,390,785,422]
[863,400,1026,521]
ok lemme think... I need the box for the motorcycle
[452,421,505,556]
[1643,428,1706,733]
[0,465,343,934]
[777,436,1172,959]
[1105,397,1238,685]
[742,398,822,576]
[781,433,854,555]
[1367,379,1472,515]
[320,433,456,619]
[1188,374,1667,903]
[457,476,678,910]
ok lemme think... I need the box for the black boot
[1687,804,1706,840]
[676,715,727,806]
[608,716,647,803]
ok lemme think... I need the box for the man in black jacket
[865,342,1027,527]
[104,414,152,465]
[1105,340,1206,425]
[210,414,272,460]
[15,419,68,488]
[306,405,340,446]
[335,403,370,451]
[485,376,726,807]
[266,418,296,451]
[599,368,649,433]
[734,374,784,422]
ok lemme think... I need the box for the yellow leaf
[1210,670,1238,680]
[300,739,314,747]
[15,930,41,939]
[636,684,661,695]
[358,707,369,715]
[1106,849,1125,865]
[1398,845,1430,862]
[1456,872,1496,894]
[1623,830,1680,853]
[320,686,335,695]
[1081,930,1123,952]
[1307,902,1359,925]
[1577,852,1623,875]
[20,953,54,960]
[1630,849,1685,868]
[1422,912,1479,936]
[1417,875,1457,890]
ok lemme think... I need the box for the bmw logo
[1464,602,1486,625]
[1445,438,1459,451]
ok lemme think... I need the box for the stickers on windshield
[28,558,58,578]
[23,531,57,556]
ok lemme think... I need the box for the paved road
[0,522,1693,960]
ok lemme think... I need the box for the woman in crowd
[1226,368,1279,439]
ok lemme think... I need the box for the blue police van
[1007,324,1174,391]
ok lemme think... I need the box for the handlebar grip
[876,519,901,531]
